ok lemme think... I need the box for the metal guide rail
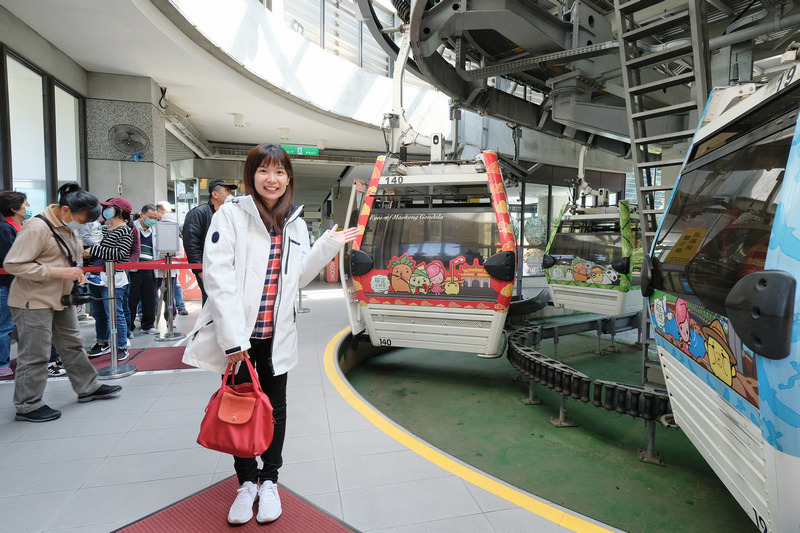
[507,317,673,461]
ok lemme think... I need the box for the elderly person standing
[5,183,121,422]
[129,204,160,334]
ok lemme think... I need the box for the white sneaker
[227,481,258,525]
[146,328,159,335]
[256,480,282,523]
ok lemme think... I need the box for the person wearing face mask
[4,183,122,422]
[0,190,31,377]
[129,204,160,335]
[83,198,134,360]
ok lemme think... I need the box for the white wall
[0,4,87,95]
[88,159,167,214]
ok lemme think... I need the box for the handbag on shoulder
[197,358,275,457]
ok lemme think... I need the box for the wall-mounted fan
[108,124,151,162]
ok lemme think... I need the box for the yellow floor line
[323,327,616,533]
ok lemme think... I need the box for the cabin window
[651,115,792,316]
[360,207,500,272]
[548,218,631,271]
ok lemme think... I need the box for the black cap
[208,179,238,193]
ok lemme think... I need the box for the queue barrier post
[156,254,186,342]
[297,288,310,314]
[98,260,137,380]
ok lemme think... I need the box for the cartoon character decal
[409,266,430,294]
[674,298,692,353]
[650,294,759,410]
[426,261,446,294]
[388,254,414,293]
[547,257,624,287]
[589,266,605,283]
[572,261,591,282]
[602,270,619,285]
[443,256,465,296]
[703,320,736,387]
[359,255,498,304]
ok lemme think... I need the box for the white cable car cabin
[542,201,643,316]
[340,152,517,357]
[642,68,800,533]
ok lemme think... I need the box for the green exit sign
[281,145,320,156]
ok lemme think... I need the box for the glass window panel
[283,0,322,46]
[7,57,46,214]
[55,86,81,188]
[651,115,790,315]
[324,0,359,64]
[509,184,549,277]
[549,219,627,271]
[359,207,501,300]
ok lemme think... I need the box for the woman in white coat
[182,143,358,525]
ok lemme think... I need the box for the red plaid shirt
[252,234,281,339]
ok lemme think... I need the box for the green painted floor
[347,318,757,533]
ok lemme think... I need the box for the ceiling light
[233,113,245,127]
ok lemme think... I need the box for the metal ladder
[613,0,711,387]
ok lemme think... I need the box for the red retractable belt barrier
[0,259,203,276]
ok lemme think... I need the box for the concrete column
[86,73,167,212]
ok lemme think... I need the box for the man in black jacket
[183,179,237,304]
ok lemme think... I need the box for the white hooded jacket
[181,195,343,375]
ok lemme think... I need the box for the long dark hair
[243,143,294,234]
[58,183,101,222]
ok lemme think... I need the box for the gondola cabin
[643,67,800,533]
[340,152,516,357]
[542,202,643,316]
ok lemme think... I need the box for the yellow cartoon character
[443,276,463,296]
[590,266,605,283]
[703,320,736,387]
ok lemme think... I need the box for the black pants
[232,337,288,485]
[129,270,157,330]
[194,270,208,306]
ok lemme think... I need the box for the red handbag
[197,359,275,457]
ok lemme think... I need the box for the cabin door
[340,178,368,335]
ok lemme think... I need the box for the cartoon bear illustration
[573,262,591,282]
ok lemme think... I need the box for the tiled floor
[0,281,620,532]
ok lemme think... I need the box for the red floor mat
[126,347,193,371]
[0,347,191,381]
[113,476,358,532]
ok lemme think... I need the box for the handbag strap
[221,358,265,395]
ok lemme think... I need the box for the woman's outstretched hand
[330,224,360,245]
